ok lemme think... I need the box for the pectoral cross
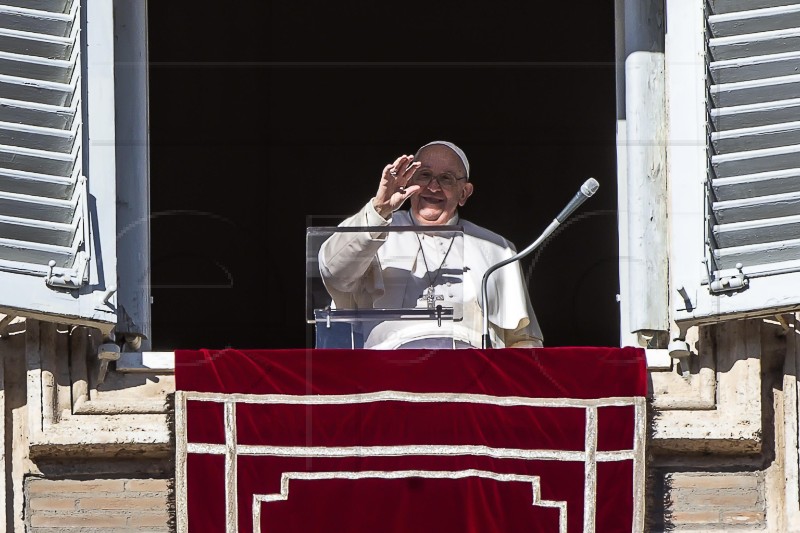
[420,286,444,310]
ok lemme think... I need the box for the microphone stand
[480,220,557,349]
[481,178,599,349]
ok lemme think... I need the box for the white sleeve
[318,200,391,306]
[485,243,544,347]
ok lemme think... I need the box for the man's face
[409,145,474,225]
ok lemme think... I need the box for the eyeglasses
[410,171,468,190]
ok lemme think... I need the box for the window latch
[704,260,749,294]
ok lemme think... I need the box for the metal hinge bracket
[45,176,91,291]
[704,260,749,295]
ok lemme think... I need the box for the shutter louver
[0,0,120,330]
[0,0,86,286]
[707,0,800,279]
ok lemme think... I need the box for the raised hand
[372,154,422,218]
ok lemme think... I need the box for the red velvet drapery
[175,347,647,533]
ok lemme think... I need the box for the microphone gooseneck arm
[480,178,599,349]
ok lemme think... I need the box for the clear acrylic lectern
[307,225,465,349]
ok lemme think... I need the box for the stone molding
[23,321,172,457]
[649,319,766,454]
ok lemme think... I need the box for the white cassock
[318,200,544,349]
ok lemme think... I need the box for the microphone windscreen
[581,177,600,197]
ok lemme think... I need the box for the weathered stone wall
[657,472,765,529]
[0,320,175,532]
[644,315,800,531]
[3,316,800,531]
[26,477,170,532]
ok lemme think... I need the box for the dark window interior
[147,1,620,349]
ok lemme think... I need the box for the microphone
[557,178,600,223]
[481,178,600,349]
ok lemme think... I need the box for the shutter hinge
[45,252,89,289]
[45,176,91,290]
[704,260,749,294]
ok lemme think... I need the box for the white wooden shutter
[0,0,116,328]
[670,0,800,324]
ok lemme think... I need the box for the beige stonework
[3,315,800,531]
[1,320,175,532]
[645,314,800,531]
[25,475,172,532]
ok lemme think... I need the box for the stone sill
[29,415,172,458]
[117,349,671,373]
[116,352,175,373]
